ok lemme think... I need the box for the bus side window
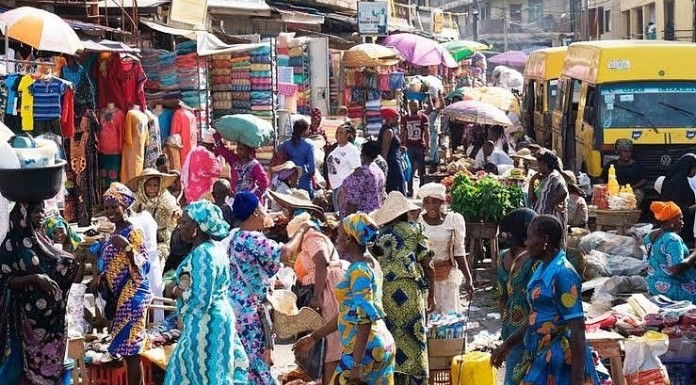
[583,86,597,126]
[555,80,566,112]
[525,81,535,112]
[535,82,543,112]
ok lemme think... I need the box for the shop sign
[357,1,389,36]
[432,8,444,34]
[170,0,209,27]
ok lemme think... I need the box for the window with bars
[528,0,544,23]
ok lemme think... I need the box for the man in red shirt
[401,100,430,197]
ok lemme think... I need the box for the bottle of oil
[607,164,620,196]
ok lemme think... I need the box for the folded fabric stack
[248,46,274,118]
[287,41,311,115]
[142,48,178,91]
[364,99,383,137]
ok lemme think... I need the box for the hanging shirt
[17,75,35,131]
[170,108,197,162]
[60,87,75,138]
[155,108,174,142]
[5,74,19,115]
[98,108,125,155]
[31,77,68,121]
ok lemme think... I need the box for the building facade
[588,0,694,41]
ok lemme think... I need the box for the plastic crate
[87,363,127,385]
[429,369,452,385]
[664,361,696,385]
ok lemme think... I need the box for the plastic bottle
[607,164,620,196]
[625,184,634,194]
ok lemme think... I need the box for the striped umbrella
[0,7,83,54]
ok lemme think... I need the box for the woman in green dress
[370,192,435,385]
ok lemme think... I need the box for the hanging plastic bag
[402,152,412,183]
[623,331,670,385]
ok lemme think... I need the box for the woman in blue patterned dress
[226,192,308,385]
[165,200,249,385]
[98,183,153,385]
[644,201,696,301]
[496,208,538,385]
[295,213,395,385]
[492,215,599,385]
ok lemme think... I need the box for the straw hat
[511,147,536,161]
[126,168,178,192]
[271,160,301,174]
[370,191,421,226]
[266,289,324,339]
[269,189,323,215]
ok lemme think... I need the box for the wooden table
[591,208,641,235]
[587,329,626,385]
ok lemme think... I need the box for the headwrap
[342,212,379,246]
[103,182,136,209]
[309,107,325,137]
[650,201,682,222]
[181,146,222,202]
[418,182,447,202]
[133,174,181,223]
[381,107,399,120]
[232,191,259,222]
[185,200,230,239]
[311,107,323,125]
[44,216,82,251]
[615,139,633,152]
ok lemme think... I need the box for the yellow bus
[551,40,696,179]
[522,47,567,147]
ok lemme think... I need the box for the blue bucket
[62,358,75,385]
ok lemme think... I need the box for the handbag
[229,230,275,350]
[295,334,326,381]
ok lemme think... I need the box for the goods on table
[449,172,523,223]
[607,164,620,196]
[427,312,468,340]
[446,158,474,174]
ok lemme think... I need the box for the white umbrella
[0,7,84,55]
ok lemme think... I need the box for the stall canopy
[82,38,140,53]
[140,19,263,56]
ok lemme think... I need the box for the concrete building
[587,0,693,41]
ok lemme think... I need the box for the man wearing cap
[401,100,430,197]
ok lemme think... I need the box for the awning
[82,39,140,53]
[98,0,169,8]
[140,19,268,56]
[207,0,272,16]
[0,6,128,34]
[279,10,325,25]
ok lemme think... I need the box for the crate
[429,369,452,385]
[428,338,466,370]
[87,363,127,385]
[664,361,696,385]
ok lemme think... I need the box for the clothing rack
[0,57,57,66]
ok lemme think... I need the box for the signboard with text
[170,0,208,28]
[357,1,389,36]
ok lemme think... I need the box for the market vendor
[44,215,82,253]
[212,130,270,204]
[277,120,316,199]
[474,140,514,173]
[644,201,696,301]
[0,203,78,384]
[378,107,405,194]
[600,139,647,201]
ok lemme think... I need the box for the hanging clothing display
[64,110,100,226]
[113,56,147,112]
[170,107,197,163]
[344,67,405,136]
[120,108,149,182]
[144,109,162,168]
[98,106,124,189]
[154,106,174,143]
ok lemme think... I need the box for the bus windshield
[599,81,696,129]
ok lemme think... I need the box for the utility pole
[503,7,509,52]
[472,0,480,41]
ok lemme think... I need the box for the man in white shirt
[474,140,514,173]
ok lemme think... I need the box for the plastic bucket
[62,358,75,385]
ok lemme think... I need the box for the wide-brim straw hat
[126,168,178,192]
[269,189,324,215]
[267,289,324,339]
[511,147,536,161]
[271,160,300,174]
[370,191,421,227]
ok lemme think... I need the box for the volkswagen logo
[661,155,672,167]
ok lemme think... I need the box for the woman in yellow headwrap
[644,201,696,301]
[44,216,82,253]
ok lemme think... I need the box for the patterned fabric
[374,221,430,384]
[164,241,249,385]
[99,154,121,191]
[644,231,696,301]
[496,251,538,340]
[343,213,379,246]
[44,215,82,252]
[533,170,569,246]
[103,182,136,209]
[341,163,386,215]
[182,146,222,203]
[186,200,230,239]
[227,230,282,385]
[332,261,395,385]
[101,225,153,356]
[293,229,345,363]
[133,176,181,261]
[514,250,600,385]
[64,110,100,227]
[0,204,78,385]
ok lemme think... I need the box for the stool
[465,222,499,279]
[67,337,88,385]
[587,330,626,385]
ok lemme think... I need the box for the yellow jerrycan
[450,351,497,385]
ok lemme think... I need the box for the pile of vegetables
[446,172,524,223]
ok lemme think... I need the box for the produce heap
[443,172,524,223]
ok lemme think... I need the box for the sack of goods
[214,114,274,148]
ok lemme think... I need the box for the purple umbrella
[488,50,529,67]
[382,33,459,68]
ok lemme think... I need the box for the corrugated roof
[98,0,169,8]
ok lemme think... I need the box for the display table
[68,337,88,385]
[587,329,626,385]
[591,208,641,235]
